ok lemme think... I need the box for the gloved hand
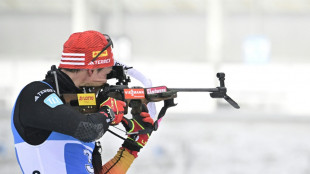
[121,104,154,158]
[100,97,126,125]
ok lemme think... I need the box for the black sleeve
[14,81,110,145]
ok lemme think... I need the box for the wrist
[99,106,115,124]
[122,138,141,152]
[121,147,139,158]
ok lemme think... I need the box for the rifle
[62,65,240,133]
[105,66,239,130]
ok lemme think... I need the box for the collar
[44,66,82,94]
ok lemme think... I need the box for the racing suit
[11,67,134,174]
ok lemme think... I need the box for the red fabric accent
[100,97,126,125]
[140,112,154,125]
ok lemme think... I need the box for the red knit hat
[59,30,114,69]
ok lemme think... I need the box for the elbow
[73,121,108,142]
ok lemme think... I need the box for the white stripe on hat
[61,57,85,61]
[60,61,85,65]
[62,52,85,56]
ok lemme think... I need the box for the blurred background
[1,0,310,173]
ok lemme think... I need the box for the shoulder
[20,81,57,103]
[23,81,55,94]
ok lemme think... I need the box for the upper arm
[18,81,109,141]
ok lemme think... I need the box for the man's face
[80,66,113,87]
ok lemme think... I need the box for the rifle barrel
[169,88,219,92]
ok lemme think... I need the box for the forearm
[14,81,112,146]
[23,102,109,142]
[100,148,135,174]
[72,113,110,142]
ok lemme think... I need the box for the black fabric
[122,139,141,152]
[92,142,103,174]
[13,67,110,145]
[74,121,104,142]
[44,67,82,94]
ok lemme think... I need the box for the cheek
[100,72,108,79]
[97,72,108,81]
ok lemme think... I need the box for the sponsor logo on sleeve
[44,93,63,108]
[35,89,56,102]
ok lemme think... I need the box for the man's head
[58,30,114,87]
